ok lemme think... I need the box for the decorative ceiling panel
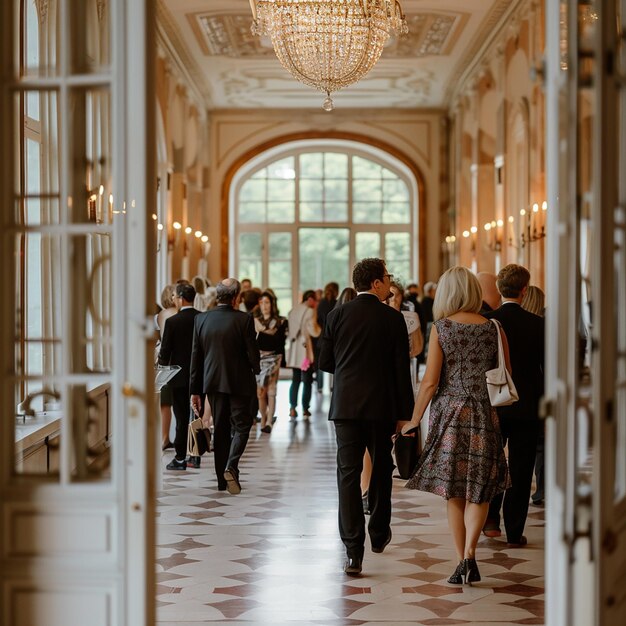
[160,0,513,110]
[192,12,468,59]
[193,13,275,57]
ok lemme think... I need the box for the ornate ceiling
[159,0,514,110]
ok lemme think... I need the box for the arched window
[232,141,417,313]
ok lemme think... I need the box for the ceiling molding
[444,0,527,106]
[188,10,470,60]
[156,0,214,110]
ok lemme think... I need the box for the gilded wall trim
[156,0,213,109]
[444,0,527,105]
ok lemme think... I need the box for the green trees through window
[236,148,415,309]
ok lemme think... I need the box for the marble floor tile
[157,381,545,624]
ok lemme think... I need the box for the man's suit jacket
[158,307,200,388]
[318,293,414,422]
[485,302,544,420]
[190,305,260,397]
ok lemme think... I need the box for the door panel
[595,1,626,623]
[545,2,626,625]
[0,1,155,625]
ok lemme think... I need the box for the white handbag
[485,319,519,407]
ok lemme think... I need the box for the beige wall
[206,108,446,286]
[447,0,547,288]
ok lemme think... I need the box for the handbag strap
[490,318,506,371]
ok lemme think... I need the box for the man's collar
[501,300,521,305]
[180,305,194,311]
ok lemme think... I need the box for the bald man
[477,272,501,313]
[190,278,260,494]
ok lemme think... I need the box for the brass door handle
[122,382,139,397]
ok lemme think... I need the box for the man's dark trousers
[208,392,254,487]
[487,418,541,543]
[334,420,395,559]
[172,387,192,460]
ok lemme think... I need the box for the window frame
[232,141,418,307]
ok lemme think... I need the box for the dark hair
[323,282,339,300]
[352,258,386,292]
[216,279,241,304]
[255,291,279,320]
[496,264,531,298]
[176,283,196,303]
[242,289,261,312]
[337,287,357,306]
[302,289,316,302]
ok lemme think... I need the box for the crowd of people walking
[156,260,545,584]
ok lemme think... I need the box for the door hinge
[602,528,618,554]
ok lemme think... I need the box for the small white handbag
[485,319,519,407]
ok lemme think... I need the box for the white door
[592,1,626,623]
[0,1,156,625]
[544,2,626,625]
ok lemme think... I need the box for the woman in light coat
[286,290,321,421]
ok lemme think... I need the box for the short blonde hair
[432,266,483,321]
[160,284,175,309]
[522,285,545,316]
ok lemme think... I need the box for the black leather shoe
[162,439,174,451]
[506,535,528,548]
[166,458,186,471]
[371,529,392,554]
[343,555,362,576]
[224,467,241,494]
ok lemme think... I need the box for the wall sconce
[484,219,503,252]
[461,227,477,256]
[443,234,456,263]
[519,202,547,247]
[168,221,182,251]
[201,234,211,256]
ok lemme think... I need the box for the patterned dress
[405,318,509,503]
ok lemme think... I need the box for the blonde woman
[401,266,510,586]
[522,284,546,505]
[521,285,545,317]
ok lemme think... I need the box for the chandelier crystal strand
[250,0,408,110]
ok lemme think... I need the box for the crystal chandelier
[249,0,408,111]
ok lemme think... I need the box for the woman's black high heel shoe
[447,560,465,584]
[462,558,481,584]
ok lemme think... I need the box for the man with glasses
[319,258,414,576]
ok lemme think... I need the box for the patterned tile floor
[157,381,545,625]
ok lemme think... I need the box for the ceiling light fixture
[249,0,408,111]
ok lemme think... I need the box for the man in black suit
[319,258,414,575]
[483,264,544,547]
[190,278,260,494]
[158,282,199,470]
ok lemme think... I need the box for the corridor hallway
[156,382,545,625]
